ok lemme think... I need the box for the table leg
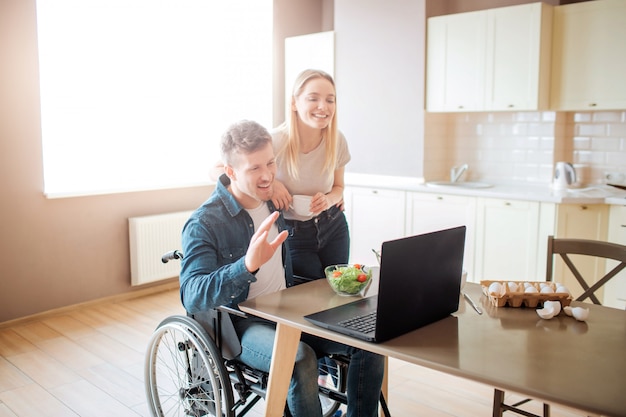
[264,322,302,417]
[380,356,388,417]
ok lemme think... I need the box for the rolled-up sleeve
[179,214,256,314]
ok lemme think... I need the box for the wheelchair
[144,250,353,417]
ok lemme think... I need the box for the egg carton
[480,280,573,308]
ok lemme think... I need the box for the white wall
[334,0,426,178]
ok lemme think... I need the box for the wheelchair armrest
[293,274,323,286]
[216,304,248,318]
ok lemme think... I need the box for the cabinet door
[474,198,542,281]
[551,0,626,110]
[485,3,552,110]
[554,204,610,300]
[406,192,476,281]
[426,10,486,112]
[606,205,626,309]
[344,187,406,266]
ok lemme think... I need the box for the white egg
[524,286,538,293]
[563,306,573,317]
[556,285,570,294]
[508,282,519,292]
[540,286,554,294]
[524,282,534,288]
[540,282,551,289]
[488,282,503,296]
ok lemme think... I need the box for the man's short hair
[221,120,272,166]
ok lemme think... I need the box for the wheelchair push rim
[145,315,235,417]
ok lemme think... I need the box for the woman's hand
[310,192,332,214]
[271,180,292,211]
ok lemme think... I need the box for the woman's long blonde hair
[276,69,338,180]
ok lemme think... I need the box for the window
[36,0,273,197]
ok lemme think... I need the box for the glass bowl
[325,264,372,296]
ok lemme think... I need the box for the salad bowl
[325,264,372,296]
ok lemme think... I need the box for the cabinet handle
[580,205,588,210]
[589,103,597,107]
[504,201,511,206]
[437,196,443,200]
[372,190,378,194]
[507,104,514,108]
[458,105,464,109]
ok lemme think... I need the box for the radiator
[129,211,193,286]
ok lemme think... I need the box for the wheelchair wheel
[145,315,235,417]
[317,356,347,417]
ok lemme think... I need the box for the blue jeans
[286,205,350,279]
[235,317,385,417]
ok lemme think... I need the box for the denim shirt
[179,174,294,314]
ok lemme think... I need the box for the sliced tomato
[332,270,342,278]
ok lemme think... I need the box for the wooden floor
[0,286,600,417]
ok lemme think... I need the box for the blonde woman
[271,69,351,279]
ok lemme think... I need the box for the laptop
[304,226,466,343]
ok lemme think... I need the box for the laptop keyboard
[337,310,377,333]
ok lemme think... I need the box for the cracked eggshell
[536,301,560,320]
[571,307,589,322]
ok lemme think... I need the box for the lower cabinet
[345,186,616,300]
[344,186,406,266]
[406,192,477,281]
[474,198,555,282]
[605,205,625,308]
[553,203,609,301]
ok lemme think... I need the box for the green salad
[325,264,372,295]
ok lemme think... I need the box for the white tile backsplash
[424,110,626,185]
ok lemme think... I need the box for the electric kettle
[553,162,577,189]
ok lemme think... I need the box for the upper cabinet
[426,10,486,112]
[426,3,552,112]
[550,0,626,111]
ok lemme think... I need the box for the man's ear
[224,164,236,181]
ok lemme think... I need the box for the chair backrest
[546,235,626,304]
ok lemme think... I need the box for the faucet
[450,164,469,183]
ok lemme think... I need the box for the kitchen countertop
[345,173,626,205]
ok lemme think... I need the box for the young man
[179,120,384,417]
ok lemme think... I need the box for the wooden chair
[492,236,626,417]
[546,235,626,305]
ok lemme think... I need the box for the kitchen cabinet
[604,205,626,309]
[553,203,610,300]
[474,198,555,281]
[405,192,476,281]
[344,186,406,266]
[426,3,552,112]
[550,0,626,111]
[426,10,486,112]
[484,3,552,111]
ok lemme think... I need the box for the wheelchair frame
[144,250,352,417]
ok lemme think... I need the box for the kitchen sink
[426,181,493,189]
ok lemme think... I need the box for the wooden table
[239,279,626,417]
